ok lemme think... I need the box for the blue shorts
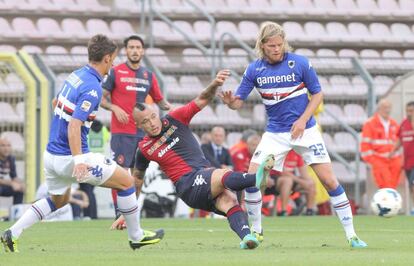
[175,168,224,215]
[111,132,144,168]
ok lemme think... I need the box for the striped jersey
[236,52,321,133]
[47,65,102,155]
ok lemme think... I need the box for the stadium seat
[0,102,20,124]
[216,21,240,40]
[335,0,368,17]
[225,48,249,69]
[52,0,84,13]
[294,48,315,57]
[0,17,22,40]
[360,49,382,69]
[113,0,141,14]
[350,161,367,182]
[246,0,274,15]
[315,48,340,69]
[226,0,250,14]
[45,46,73,67]
[326,22,357,43]
[382,49,406,69]
[163,75,182,97]
[215,104,251,125]
[344,103,367,125]
[86,19,111,38]
[238,21,259,42]
[348,22,375,43]
[318,76,332,94]
[328,75,350,96]
[178,75,203,97]
[226,132,242,148]
[322,132,337,152]
[319,103,343,125]
[0,79,11,94]
[191,105,218,125]
[15,102,25,122]
[399,0,414,16]
[348,76,368,96]
[253,104,266,125]
[12,17,46,40]
[70,46,88,65]
[61,18,90,40]
[83,0,110,14]
[292,0,325,16]
[390,23,414,44]
[5,73,25,92]
[152,20,182,42]
[403,50,414,69]
[269,0,303,16]
[282,21,311,42]
[369,23,393,43]
[21,45,43,54]
[173,20,196,40]
[0,45,17,52]
[304,22,337,43]
[0,0,13,10]
[37,17,67,40]
[15,160,25,180]
[334,131,358,153]
[373,75,394,96]
[332,161,354,183]
[377,0,411,18]
[28,0,61,12]
[182,48,212,69]
[314,0,346,17]
[96,107,112,125]
[193,20,212,42]
[110,20,136,39]
[4,0,37,11]
[146,48,180,68]
[0,131,24,154]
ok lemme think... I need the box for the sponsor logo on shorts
[192,174,207,186]
[158,137,179,158]
[88,165,103,179]
[80,100,92,112]
[253,150,261,158]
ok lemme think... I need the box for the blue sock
[227,205,251,240]
[221,171,255,191]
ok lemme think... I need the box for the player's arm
[194,69,230,109]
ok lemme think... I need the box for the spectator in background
[394,101,414,214]
[201,126,233,169]
[230,129,258,156]
[360,99,401,189]
[200,132,212,145]
[83,119,110,219]
[100,35,171,218]
[0,138,24,204]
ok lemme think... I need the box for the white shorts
[44,151,117,195]
[251,126,331,171]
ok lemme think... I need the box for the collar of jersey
[85,64,103,82]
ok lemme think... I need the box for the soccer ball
[370,188,402,217]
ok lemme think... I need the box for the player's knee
[217,190,238,210]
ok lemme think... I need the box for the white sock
[244,189,262,233]
[117,190,143,241]
[10,198,55,238]
[330,192,356,240]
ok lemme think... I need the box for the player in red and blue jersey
[220,22,367,248]
[113,70,275,249]
[101,35,171,220]
[1,35,163,252]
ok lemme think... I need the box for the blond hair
[255,22,292,59]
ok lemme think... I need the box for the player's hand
[73,163,90,182]
[213,69,230,87]
[219,90,241,106]
[110,215,127,230]
[111,105,129,124]
[290,118,306,140]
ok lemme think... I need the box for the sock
[226,205,251,240]
[244,187,262,233]
[329,185,356,240]
[221,171,255,191]
[10,197,56,238]
[117,187,143,242]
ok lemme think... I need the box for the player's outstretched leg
[129,229,165,250]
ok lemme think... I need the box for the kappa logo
[242,173,247,178]
[87,90,98,98]
[288,60,295,68]
[241,225,250,230]
[192,174,207,186]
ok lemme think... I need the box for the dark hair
[124,35,145,48]
[407,101,414,107]
[91,119,103,133]
[88,34,118,63]
[135,102,147,111]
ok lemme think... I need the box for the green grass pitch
[1,216,413,266]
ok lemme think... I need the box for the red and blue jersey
[236,53,321,133]
[102,63,164,135]
[47,65,102,155]
[135,101,210,183]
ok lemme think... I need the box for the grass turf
[1,216,413,266]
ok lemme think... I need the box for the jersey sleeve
[301,57,321,95]
[135,147,151,171]
[149,73,164,103]
[72,86,101,122]
[168,100,201,125]
[9,156,17,179]
[235,64,255,100]
[101,68,115,91]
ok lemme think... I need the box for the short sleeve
[149,73,164,103]
[135,147,151,171]
[301,57,321,95]
[101,68,115,91]
[168,100,201,125]
[72,86,101,122]
[235,64,255,100]
[9,156,17,179]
